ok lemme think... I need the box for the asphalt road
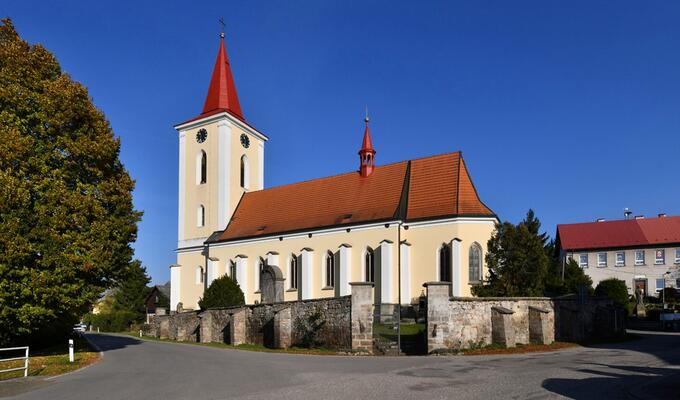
[1,331,679,400]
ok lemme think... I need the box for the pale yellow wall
[174,218,497,309]
[402,219,496,299]
[179,115,264,242]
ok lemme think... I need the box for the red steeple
[358,113,376,177]
[200,34,244,121]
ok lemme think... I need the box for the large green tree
[472,210,550,297]
[112,260,150,321]
[0,19,141,346]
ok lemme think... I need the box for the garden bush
[594,278,629,307]
[198,275,245,310]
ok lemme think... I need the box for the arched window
[197,205,205,227]
[258,257,266,290]
[195,266,203,285]
[439,244,451,282]
[196,150,207,185]
[240,155,249,189]
[229,260,237,282]
[325,251,335,288]
[364,247,375,282]
[469,243,483,283]
[289,255,298,290]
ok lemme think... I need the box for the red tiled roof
[216,152,495,242]
[557,216,680,251]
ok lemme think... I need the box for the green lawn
[0,337,100,381]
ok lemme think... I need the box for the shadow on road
[86,333,143,352]
[542,331,680,399]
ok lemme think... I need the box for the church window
[364,248,375,282]
[196,150,207,185]
[289,255,298,290]
[468,243,482,283]
[195,266,203,285]
[229,260,237,282]
[258,257,266,290]
[325,251,335,288]
[197,205,205,227]
[240,155,249,189]
[439,244,451,282]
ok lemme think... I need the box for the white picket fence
[0,346,29,378]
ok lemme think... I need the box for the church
[170,34,498,312]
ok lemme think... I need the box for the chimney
[596,218,605,222]
[659,213,667,218]
[634,215,644,220]
[624,208,632,220]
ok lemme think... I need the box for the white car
[73,323,87,333]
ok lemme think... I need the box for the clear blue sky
[4,1,679,284]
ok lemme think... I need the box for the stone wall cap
[424,281,451,287]
[529,305,551,313]
[491,306,514,314]
[349,282,375,287]
[450,296,552,301]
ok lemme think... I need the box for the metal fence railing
[0,346,29,378]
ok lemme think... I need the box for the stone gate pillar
[229,308,247,346]
[350,282,374,352]
[424,282,451,353]
[274,307,292,349]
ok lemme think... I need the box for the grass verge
[121,332,340,355]
[0,336,100,381]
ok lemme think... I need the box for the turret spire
[358,109,376,177]
[200,28,244,121]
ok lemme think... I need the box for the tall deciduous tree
[0,19,141,346]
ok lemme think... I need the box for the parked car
[73,323,87,333]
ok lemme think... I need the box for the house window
[289,255,298,290]
[468,243,482,283]
[195,266,203,285]
[655,249,665,265]
[656,278,665,292]
[615,252,625,267]
[439,244,451,282]
[364,248,375,282]
[579,254,588,268]
[635,250,645,266]
[676,249,680,264]
[196,150,207,185]
[325,251,335,288]
[240,155,249,189]
[197,205,205,227]
[229,260,237,282]
[597,253,607,267]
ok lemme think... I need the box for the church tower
[174,33,268,249]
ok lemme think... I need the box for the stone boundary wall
[424,282,624,353]
[147,283,373,352]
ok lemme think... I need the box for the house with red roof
[556,215,680,297]
[169,34,497,311]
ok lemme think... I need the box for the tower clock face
[196,129,208,143]
[240,133,250,148]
